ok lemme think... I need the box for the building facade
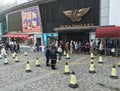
[40,0,100,46]
[0,0,120,46]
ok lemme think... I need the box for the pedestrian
[99,41,104,55]
[45,46,50,66]
[1,46,7,63]
[50,45,60,70]
[65,41,70,54]
[59,40,65,53]
[85,41,90,54]
[57,45,62,62]
[5,43,10,55]
[16,42,20,53]
[13,43,16,53]
[70,40,73,55]
[36,43,39,52]
[111,47,115,56]
[75,42,78,53]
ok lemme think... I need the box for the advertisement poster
[21,7,41,32]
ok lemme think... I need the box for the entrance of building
[54,25,98,44]
[59,32,89,43]
[36,38,41,46]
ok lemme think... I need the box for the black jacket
[45,49,50,57]
[50,50,60,60]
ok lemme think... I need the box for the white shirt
[58,47,62,53]
[1,48,7,56]
[99,43,103,50]
[111,48,115,53]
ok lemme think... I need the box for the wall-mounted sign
[21,7,41,32]
[59,23,94,28]
[63,7,90,22]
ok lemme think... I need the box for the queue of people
[0,39,118,70]
[44,39,118,70]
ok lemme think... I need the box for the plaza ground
[0,49,120,91]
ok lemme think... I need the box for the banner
[21,7,41,32]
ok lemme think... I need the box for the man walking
[1,46,7,63]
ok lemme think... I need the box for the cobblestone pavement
[0,49,120,91]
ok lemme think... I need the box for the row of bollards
[1,51,28,64]
[64,62,119,88]
[25,58,40,72]
[89,61,118,79]
[0,51,119,89]
[63,52,120,88]
[90,53,119,79]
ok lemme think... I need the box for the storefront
[5,6,43,47]
[43,33,58,46]
[95,26,120,56]
[3,33,33,46]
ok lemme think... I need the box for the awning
[3,34,31,38]
[95,26,120,38]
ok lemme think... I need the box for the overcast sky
[3,0,16,5]
[109,0,120,26]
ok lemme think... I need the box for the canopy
[95,26,120,38]
[3,34,31,38]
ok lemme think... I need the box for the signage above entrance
[59,23,94,28]
[63,7,90,22]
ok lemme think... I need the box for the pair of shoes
[53,68,57,70]
[46,63,50,66]
[52,68,57,70]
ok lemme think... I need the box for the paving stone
[0,50,120,91]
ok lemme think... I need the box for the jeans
[2,56,5,64]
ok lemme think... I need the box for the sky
[3,0,16,5]
[109,0,120,26]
